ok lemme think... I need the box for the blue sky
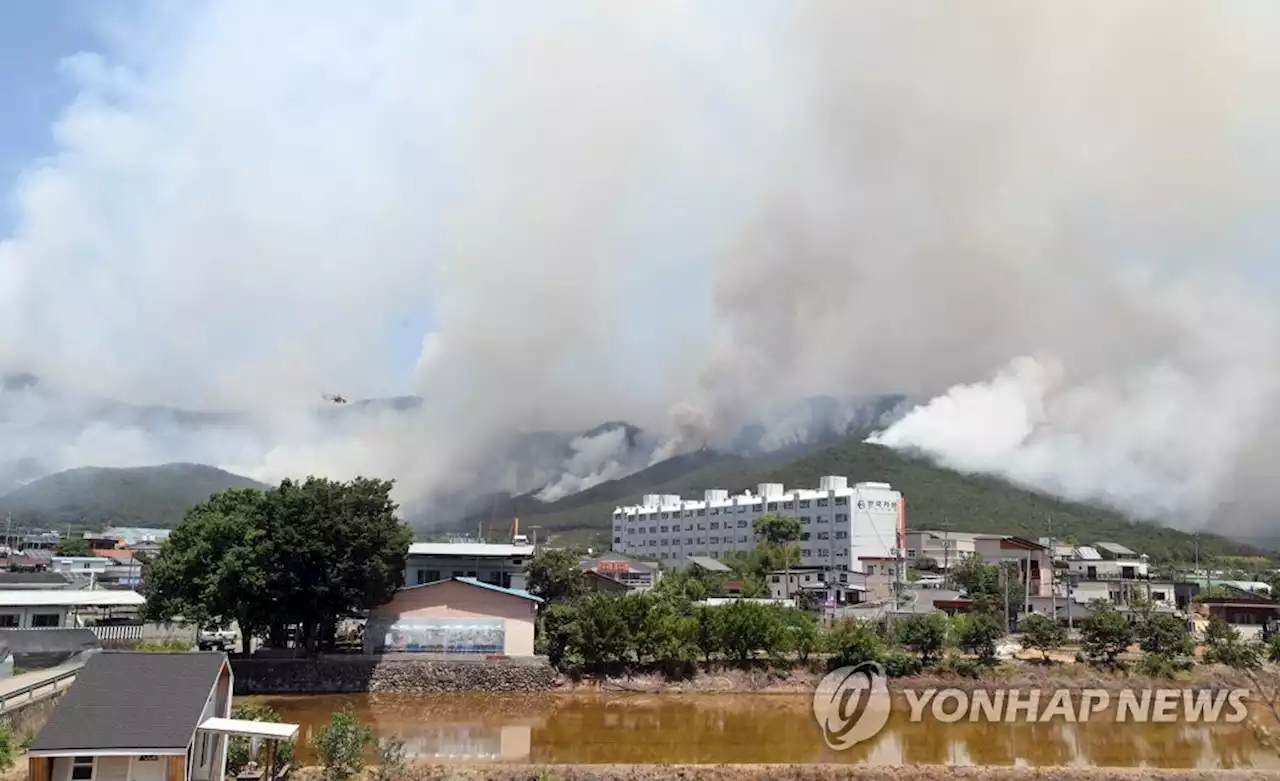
[0,2,97,232]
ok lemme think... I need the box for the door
[129,757,166,781]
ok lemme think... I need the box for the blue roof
[401,576,543,603]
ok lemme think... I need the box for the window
[685,511,693,517]
[710,522,720,530]
[0,615,16,628]
[801,549,812,557]
[767,503,778,511]
[817,532,830,540]
[697,538,706,545]
[465,571,477,578]
[1152,592,1167,602]
[687,538,694,546]
[649,526,657,534]
[613,536,621,544]
[660,553,669,560]
[835,531,848,539]
[799,500,811,508]
[740,535,749,543]
[905,550,916,559]
[451,570,464,578]
[697,509,706,516]
[835,496,849,506]
[710,508,720,515]
[71,757,94,781]
[660,525,668,533]
[800,516,811,525]
[31,613,60,627]
[771,575,781,583]
[710,537,719,545]
[660,539,668,546]
[648,540,656,547]
[737,520,748,528]
[697,523,706,531]
[782,502,794,509]
[817,516,829,524]
[819,549,830,558]
[817,498,830,507]
[801,532,811,541]
[835,513,848,522]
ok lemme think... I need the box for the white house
[404,541,534,591]
[0,589,145,629]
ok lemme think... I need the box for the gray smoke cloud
[4,2,1280,534]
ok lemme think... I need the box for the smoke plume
[4,2,1280,533]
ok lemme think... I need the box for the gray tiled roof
[30,652,227,753]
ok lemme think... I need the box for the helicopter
[322,394,348,405]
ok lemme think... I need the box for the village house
[28,652,298,781]
[365,576,543,656]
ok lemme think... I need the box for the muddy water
[250,693,1280,768]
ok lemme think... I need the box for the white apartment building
[610,476,902,573]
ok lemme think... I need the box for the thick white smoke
[5,2,1280,535]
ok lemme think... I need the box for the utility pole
[1047,515,1057,622]
[4,514,11,571]
[942,517,951,589]
[1001,562,1011,634]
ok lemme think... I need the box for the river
[248,693,1280,768]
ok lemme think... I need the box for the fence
[86,622,199,646]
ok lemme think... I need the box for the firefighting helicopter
[322,393,348,405]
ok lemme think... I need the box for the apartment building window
[801,532,811,541]
[710,522,720,530]
[783,502,794,509]
[799,500,811,508]
[817,532,830,540]
[685,511,693,517]
[661,512,670,519]
[771,575,781,583]
[613,536,621,544]
[649,526,657,533]
[710,537,720,545]
[687,538,694,546]
[660,525,668,533]
[737,506,746,513]
[697,509,706,516]
[737,520,748,528]
[836,550,847,557]
[697,523,706,530]
[660,539,669,546]
[767,502,778,511]
[817,498,829,507]
[836,513,848,522]
[710,551,719,559]
[817,516,829,524]
[660,553,669,560]
[800,516,811,525]
[818,550,830,558]
[801,549,812,557]
[686,524,694,531]
[835,496,848,505]
[906,549,916,558]
[710,508,719,515]
[649,540,657,547]
[867,565,876,575]
[835,530,848,539]
[740,535,749,543]
[697,538,706,545]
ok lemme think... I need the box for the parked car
[197,626,238,651]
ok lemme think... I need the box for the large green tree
[144,477,411,655]
[55,536,94,558]
[143,488,271,654]
[524,549,589,604]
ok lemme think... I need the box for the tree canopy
[144,477,411,653]
[54,536,93,557]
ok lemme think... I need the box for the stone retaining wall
[231,655,557,694]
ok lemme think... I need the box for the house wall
[1068,558,1150,580]
[904,533,976,569]
[0,606,70,629]
[404,555,529,591]
[189,663,231,781]
[369,581,538,656]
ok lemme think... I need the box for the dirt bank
[559,663,1280,696]
[288,765,1280,781]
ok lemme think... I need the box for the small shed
[365,577,543,656]
[28,652,297,781]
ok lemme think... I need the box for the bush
[0,726,13,772]
[895,613,949,662]
[955,611,1005,664]
[313,705,374,781]
[368,736,407,781]
[226,704,295,775]
[1202,618,1263,671]
[1268,634,1280,664]
[881,649,924,678]
[1020,613,1068,661]
[1081,601,1134,668]
[1138,652,1192,679]
[827,618,885,669]
[933,655,983,679]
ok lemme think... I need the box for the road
[0,661,83,714]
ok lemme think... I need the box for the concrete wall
[230,656,555,695]
[369,581,537,656]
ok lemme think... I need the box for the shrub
[1081,601,1134,668]
[881,649,923,678]
[368,736,407,781]
[226,704,295,775]
[1138,652,1192,679]
[1202,618,1263,671]
[827,618,885,669]
[1268,633,1280,664]
[933,655,983,679]
[1020,613,1068,661]
[895,613,949,662]
[313,705,374,781]
[956,611,1005,664]
[0,726,13,772]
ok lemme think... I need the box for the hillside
[487,436,1267,562]
[0,463,268,530]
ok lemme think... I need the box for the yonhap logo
[812,662,892,750]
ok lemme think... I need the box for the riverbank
[286,765,1280,781]
[561,661,1280,695]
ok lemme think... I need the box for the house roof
[407,542,535,558]
[30,652,228,755]
[685,556,732,572]
[1096,541,1138,557]
[0,590,145,608]
[0,572,71,586]
[1074,546,1103,561]
[400,576,543,602]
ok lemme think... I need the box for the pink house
[365,577,543,657]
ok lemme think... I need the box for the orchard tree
[1080,600,1134,668]
[1020,613,1068,661]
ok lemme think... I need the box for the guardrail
[0,664,82,714]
